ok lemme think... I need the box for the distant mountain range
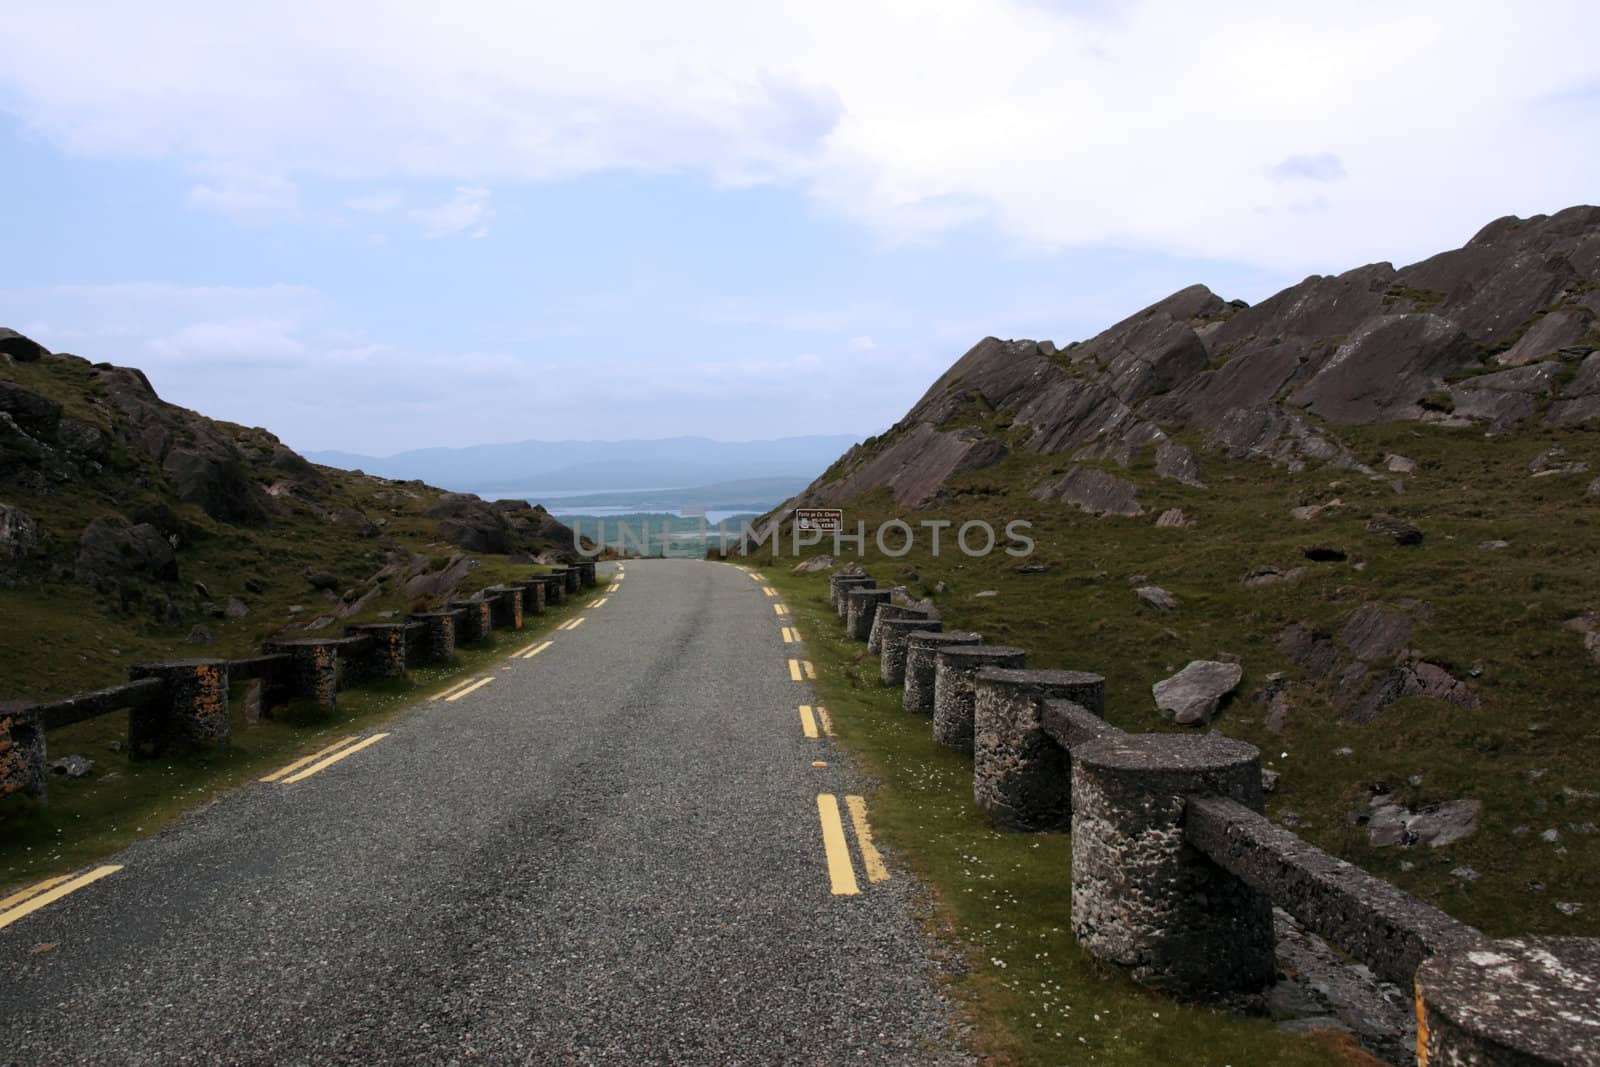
[305,435,864,495]
[542,477,804,512]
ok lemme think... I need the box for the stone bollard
[544,573,567,605]
[881,618,943,686]
[578,561,597,587]
[555,566,579,594]
[932,646,1027,752]
[127,659,231,757]
[868,603,932,655]
[1415,936,1599,1066]
[972,669,1106,830]
[260,639,340,715]
[409,611,457,663]
[831,575,875,616]
[0,701,47,802]
[344,623,408,680]
[904,631,983,715]
[514,579,547,615]
[487,587,523,630]
[450,599,493,643]
[845,588,893,642]
[1071,733,1275,997]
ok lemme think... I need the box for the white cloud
[346,190,403,213]
[846,335,877,351]
[187,171,300,224]
[1,3,1593,269]
[412,186,492,238]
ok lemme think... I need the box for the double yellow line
[816,794,889,895]
[260,733,391,784]
[762,586,778,597]
[516,639,554,660]
[787,659,816,682]
[799,704,834,739]
[558,616,587,631]
[0,866,123,931]
[781,627,801,644]
[433,675,495,702]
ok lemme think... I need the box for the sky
[1,1,1596,456]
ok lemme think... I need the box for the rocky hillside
[795,205,1599,514]
[0,330,587,698]
[761,206,1600,940]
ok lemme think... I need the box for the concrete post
[344,623,408,680]
[867,603,931,655]
[544,574,567,605]
[1070,733,1275,997]
[0,702,47,802]
[880,618,943,687]
[577,561,597,587]
[260,639,340,715]
[487,587,523,630]
[831,575,874,616]
[932,646,1027,752]
[1415,937,1599,1066]
[450,599,493,643]
[845,588,893,642]
[972,668,1106,830]
[127,659,231,757]
[553,566,579,594]
[408,611,457,663]
[903,631,983,715]
[514,579,547,615]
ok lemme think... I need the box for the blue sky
[2,2,1596,454]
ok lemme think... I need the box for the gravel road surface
[0,559,970,1065]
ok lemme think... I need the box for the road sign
[795,508,844,532]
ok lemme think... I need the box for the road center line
[816,795,860,896]
[593,597,609,607]
[430,677,480,701]
[799,705,819,739]
[816,705,835,737]
[763,586,778,597]
[261,735,362,782]
[773,603,787,615]
[0,874,73,913]
[0,866,123,931]
[520,640,554,660]
[281,733,391,784]
[845,796,890,883]
[788,659,803,682]
[445,677,495,702]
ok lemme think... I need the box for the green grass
[757,567,1376,1066]
[0,582,603,895]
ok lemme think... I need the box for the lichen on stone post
[449,600,492,643]
[0,701,47,803]
[1070,732,1275,997]
[487,587,522,630]
[261,640,339,716]
[128,659,232,757]
[543,574,567,606]
[514,579,547,615]
[880,618,943,687]
[903,631,982,715]
[344,623,408,680]
[973,668,1106,831]
[931,646,1027,752]
[408,611,457,663]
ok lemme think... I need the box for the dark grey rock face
[880,617,943,686]
[75,516,178,593]
[1071,733,1275,998]
[0,380,62,436]
[973,670,1105,831]
[1550,351,1600,425]
[1416,937,1600,1066]
[1291,314,1481,423]
[1031,466,1143,516]
[1152,660,1243,725]
[0,502,39,586]
[931,646,1026,752]
[0,327,50,363]
[903,631,982,715]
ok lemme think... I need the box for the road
[0,560,969,1065]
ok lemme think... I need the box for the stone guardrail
[0,562,597,805]
[828,571,1600,1067]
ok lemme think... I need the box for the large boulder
[1548,352,1600,425]
[1291,314,1482,423]
[75,516,178,593]
[0,381,62,437]
[1032,466,1143,516]
[1153,660,1243,725]
[0,328,49,363]
[0,503,39,585]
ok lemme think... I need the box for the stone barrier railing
[827,571,1600,1067]
[0,561,597,805]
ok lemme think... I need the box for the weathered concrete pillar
[552,566,579,594]
[831,575,875,616]
[450,599,493,643]
[868,603,932,655]
[514,579,547,615]
[544,574,567,605]
[127,659,231,756]
[903,631,982,715]
[932,646,1027,752]
[845,588,893,642]
[577,561,597,587]
[260,639,340,715]
[1415,936,1598,1066]
[1071,733,1275,997]
[487,587,523,630]
[408,611,457,663]
[880,618,943,686]
[344,623,408,680]
[0,702,47,802]
[972,669,1106,830]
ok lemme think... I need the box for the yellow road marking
[520,640,554,660]
[568,617,586,630]
[446,677,495,702]
[430,677,480,702]
[261,735,360,782]
[816,795,860,896]
[281,733,391,784]
[0,866,123,931]
[594,597,609,607]
[763,586,778,597]
[816,705,835,737]
[788,659,803,682]
[802,661,816,680]
[773,603,788,615]
[845,796,890,883]
[799,705,819,739]
[781,627,795,644]
[0,875,73,913]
